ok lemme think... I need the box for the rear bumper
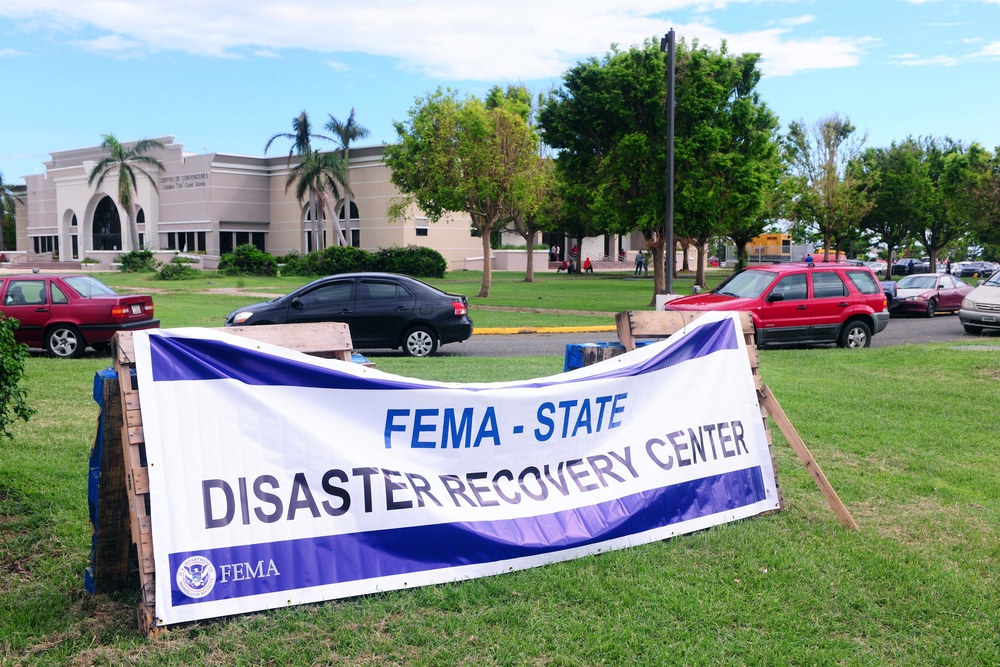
[79,318,161,343]
[873,312,890,334]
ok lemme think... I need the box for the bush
[375,245,447,279]
[279,244,446,279]
[117,249,158,273]
[0,315,34,440]
[218,244,277,277]
[157,256,202,281]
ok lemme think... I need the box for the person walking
[634,251,644,276]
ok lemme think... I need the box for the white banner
[132,311,780,625]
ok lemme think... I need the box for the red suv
[664,263,889,348]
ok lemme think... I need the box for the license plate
[131,304,143,315]
[983,315,996,323]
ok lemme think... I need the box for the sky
[2,0,1000,186]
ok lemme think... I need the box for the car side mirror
[766,292,784,303]
[291,297,304,310]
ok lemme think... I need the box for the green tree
[87,135,166,250]
[674,42,782,281]
[967,146,1000,252]
[540,38,780,294]
[0,314,34,440]
[857,140,930,268]
[325,108,370,246]
[785,115,871,258]
[0,172,23,252]
[385,88,538,297]
[266,111,350,250]
[923,138,982,268]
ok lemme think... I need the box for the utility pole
[660,29,676,294]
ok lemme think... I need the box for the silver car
[959,271,1000,334]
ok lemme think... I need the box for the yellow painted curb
[474,325,616,335]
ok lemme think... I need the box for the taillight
[145,303,154,315]
[452,300,467,316]
[111,305,129,319]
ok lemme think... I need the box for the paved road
[361,312,999,358]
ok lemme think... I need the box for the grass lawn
[2,333,999,665]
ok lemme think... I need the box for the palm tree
[325,109,370,245]
[284,148,351,249]
[266,111,350,249]
[87,135,165,250]
[0,171,24,252]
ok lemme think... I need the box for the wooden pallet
[614,310,858,530]
[104,322,359,634]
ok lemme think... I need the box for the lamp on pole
[660,29,676,294]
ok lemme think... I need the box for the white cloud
[0,48,28,57]
[0,0,872,79]
[326,60,351,72]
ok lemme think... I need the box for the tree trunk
[649,236,665,306]
[479,223,493,298]
[520,228,535,283]
[126,203,140,250]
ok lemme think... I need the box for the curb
[474,325,617,335]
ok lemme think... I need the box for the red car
[890,273,974,317]
[664,263,889,348]
[0,274,159,357]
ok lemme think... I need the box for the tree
[385,88,538,297]
[0,172,23,252]
[674,41,782,282]
[505,155,561,282]
[285,148,351,249]
[785,115,871,258]
[923,138,981,268]
[540,41,668,299]
[540,38,780,296]
[87,135,165,250]
[326,108,370,245]
[857,140,930,268]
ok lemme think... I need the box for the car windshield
[985,273,1000,287]
[713,270,778,298]
[897,275,937,289]
[63,275,119,298]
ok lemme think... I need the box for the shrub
[117,249,158,273]
[81,257,101,265]
[218,244,277,277]
[0,314,34,440]
[281,245,375,276]
[375,245,447,279]
[157,256,202,281]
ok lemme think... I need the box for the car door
[759,272,809,344]
[935,274,964,311]
[284,278,356,332]
[1,278,51,348]
[809,271,852,342]
[351,278,416,347]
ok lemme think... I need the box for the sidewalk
[474,324,616,335]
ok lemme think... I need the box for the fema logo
[176,555,217,599]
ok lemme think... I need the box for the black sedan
[225,273,474,357]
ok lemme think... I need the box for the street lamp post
[660,29,676,294]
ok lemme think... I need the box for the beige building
[16,137,481,269]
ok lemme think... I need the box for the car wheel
[964,324,983,335]
[838,320,871,349]
[403,326,438,357]
[46,324,85,359]
[925,299,937,318]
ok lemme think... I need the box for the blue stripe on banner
[169,465,766,606]
[149,318,739,391]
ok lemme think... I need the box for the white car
[959,271,1000,334]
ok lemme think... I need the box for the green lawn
[1,271,999,665]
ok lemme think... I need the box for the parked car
[0,274,158,358]
[225,272,474,357]
[889,273,974,318]
[959,271,1000,334]
[891,258,930,276]
[865,260,887,276]
[955,261,998,278]
[663,263,889,348]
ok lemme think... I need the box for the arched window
[92,197,122,251]
[137,208,145,224]
[338,201,359,221]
